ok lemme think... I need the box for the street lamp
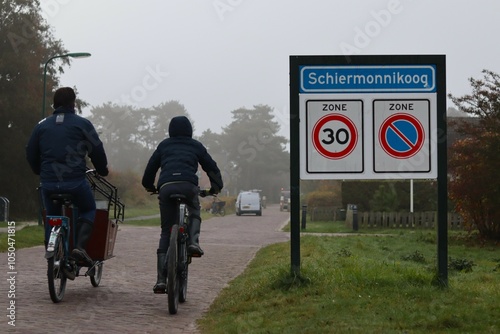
[38,52,91,225]
[41,52,91,119]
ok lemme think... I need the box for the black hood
[168,116,193,138]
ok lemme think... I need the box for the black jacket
[26,107,108,182]
[142,116,223,192]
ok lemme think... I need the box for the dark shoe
[153,282,166,294]
[72,248,93,266]
[187,244,204,257]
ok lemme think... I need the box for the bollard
[352,204,358,231]
[301,205,307,230]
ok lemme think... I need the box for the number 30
[322,128,349,145]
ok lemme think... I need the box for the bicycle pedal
[62,266,76,280]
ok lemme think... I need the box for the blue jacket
[26,107,108,182]
[142,116,223,192]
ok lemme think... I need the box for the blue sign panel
[300,65,436,93]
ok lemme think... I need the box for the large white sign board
[299,65,437,180]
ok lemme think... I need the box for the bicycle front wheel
[47,234,67,303]
[167,224,179,314]
[178,241,188,303]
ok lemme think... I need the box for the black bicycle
[164,189,212,314]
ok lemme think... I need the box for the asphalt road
[1,204,290,333]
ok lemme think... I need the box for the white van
[235,191,262,216]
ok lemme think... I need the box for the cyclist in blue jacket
[142,115,223,294]
[26,87,109,267]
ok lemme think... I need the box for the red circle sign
[312,114,358,160]
[379,113,424,159]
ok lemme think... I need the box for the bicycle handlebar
[147,188,217,197]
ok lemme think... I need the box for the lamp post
[38,52,91,225]
[41,52,91,119]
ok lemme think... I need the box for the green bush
[306,190,342,208]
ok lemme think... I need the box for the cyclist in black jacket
[142,115,223,294]
[26,87,109,266]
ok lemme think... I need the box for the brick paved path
[1,205,289,333]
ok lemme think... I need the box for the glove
[209,187,218,195]
[97,167,109,177]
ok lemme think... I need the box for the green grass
[0,225,44,252]
[282,220,353,233]
[198,230,500,333]
[124,202,158,218]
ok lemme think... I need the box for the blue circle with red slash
[379,113,424,159]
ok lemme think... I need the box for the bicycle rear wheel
[90,262,103,287]
[167,224,179,314]
[47,234,67,303]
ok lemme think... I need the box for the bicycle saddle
[169,194,187,200]
[49,193,74,203]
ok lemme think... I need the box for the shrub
[306,190,342,208]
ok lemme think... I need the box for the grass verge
[0,225,44,252]
[198,230,500,333]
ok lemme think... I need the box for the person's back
[142,115,223,293]
[26,87,109,267]
[32,109,107,182]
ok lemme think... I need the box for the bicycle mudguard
[45,225,62,259]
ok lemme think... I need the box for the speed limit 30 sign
[305,100,364,174]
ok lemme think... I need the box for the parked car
[235,191,262,216]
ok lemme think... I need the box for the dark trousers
[158,182,200,252]
[41,178,96,241]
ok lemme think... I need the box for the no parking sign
[373,99,431,173]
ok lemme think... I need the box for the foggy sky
[41,0,500,137]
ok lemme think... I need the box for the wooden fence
[308,206,465,230]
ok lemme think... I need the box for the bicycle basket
[85,171,125,260]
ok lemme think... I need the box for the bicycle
[44,170,124,303]
[209,196,226,216]
[159,188,212,314]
